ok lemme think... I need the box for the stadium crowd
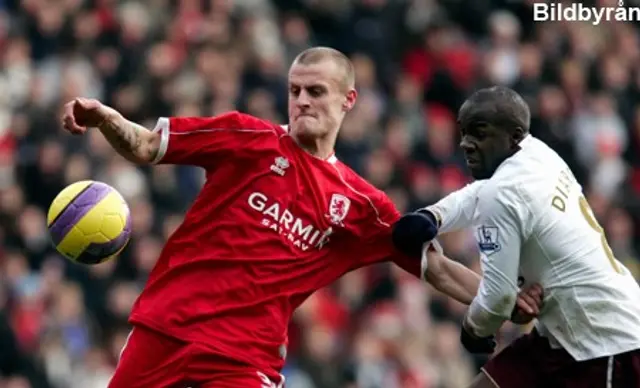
[1,0,640,387]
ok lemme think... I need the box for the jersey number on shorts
[578,195,622,274]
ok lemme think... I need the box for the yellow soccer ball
[47,180,131,264]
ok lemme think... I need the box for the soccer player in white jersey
[392,86,640,387]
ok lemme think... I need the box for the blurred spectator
[2,1,640,387]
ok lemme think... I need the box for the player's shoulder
[332,160,399,219]
[167,110,286,136]
[221,111,288,135]
[477,164,544,222]
[477,168,527,211]
[482,137,555,199]
[332,160,386,199]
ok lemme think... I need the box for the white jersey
[425,134,640,361]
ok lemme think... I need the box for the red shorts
[108,325,284,388]
[483,330,640,388]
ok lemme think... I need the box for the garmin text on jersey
[248,192,329,251]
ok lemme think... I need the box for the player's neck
[292,133,335,160]
[298,140,335,160]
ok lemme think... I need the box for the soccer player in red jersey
[61,47,542,388]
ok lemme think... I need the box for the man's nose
[460,137,474,151]
[296,90,311,107]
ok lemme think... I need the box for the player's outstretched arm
[425,249,480,305]
[392,182,486,259]
[421,180,485,234]
[425,247,542,317]
[62,98,160,164]
[463,183,531,342]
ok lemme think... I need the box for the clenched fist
[512,283,544,324]
[62,98,109,135]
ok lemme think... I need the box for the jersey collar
[519,134,534,149]
[492,134,534,176]
[281,124,338,164]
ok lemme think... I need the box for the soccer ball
[47,180,132,265]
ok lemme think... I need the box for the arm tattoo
[108,121,140,151]
[98,116,153,163]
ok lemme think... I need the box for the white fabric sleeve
[151,117,170,164]
[422,181,486,234]
[464,183,529,338]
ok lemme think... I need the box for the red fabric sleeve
[151,111,282,169]
[346,189,424,279]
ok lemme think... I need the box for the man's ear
[512,127,525,145]
[343,89,357,112]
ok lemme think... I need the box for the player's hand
[460,324,496,354]
[62,98,108,135]
[511,283,544,324]
[391,210,439,257]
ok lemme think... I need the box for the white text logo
[533,1,640,25]
[248,192,332,251]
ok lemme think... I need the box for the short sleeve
[151,111,281,169]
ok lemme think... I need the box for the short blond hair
[292,47,355,91]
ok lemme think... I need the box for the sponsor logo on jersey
[326,193,351,226]
[270,156,289,176]
[248,192,331,251]
[257,371,283,388]
[477,225,501,255]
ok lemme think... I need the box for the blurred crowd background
[1,0,640,387]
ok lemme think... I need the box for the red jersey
[128,111,422,376]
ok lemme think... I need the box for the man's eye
[467,127,486,140]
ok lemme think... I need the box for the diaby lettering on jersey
[248,192,332,251]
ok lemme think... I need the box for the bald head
[287,46,358,157]
[458,86,531,134]
[292,47,355,91]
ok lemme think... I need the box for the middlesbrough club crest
[326,194,351,226]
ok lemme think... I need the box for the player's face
[459,121,515,180]
[287,62,356,142]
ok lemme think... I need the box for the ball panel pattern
[76,214,132,264]
[47,180,93,226]
[47,180,132,264]
[48,182,112,246]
